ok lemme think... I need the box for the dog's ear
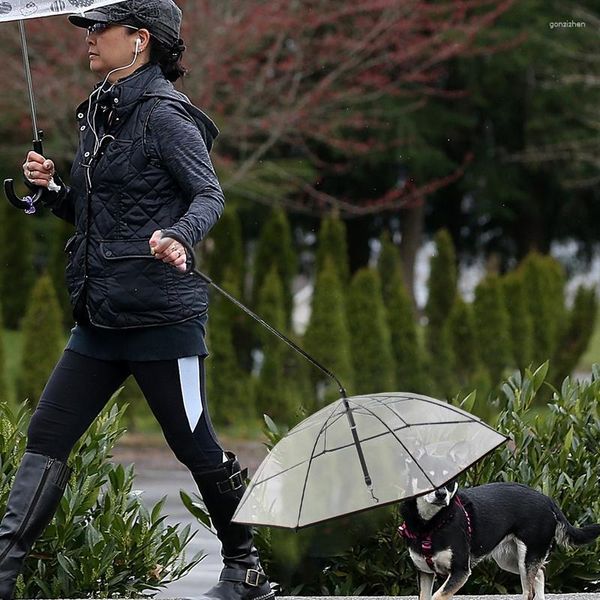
[446,478,459,497]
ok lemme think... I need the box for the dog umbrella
[231,391,507,529]
[182,271,508,531]
[1,0,124,212]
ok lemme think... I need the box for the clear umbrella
[1,1,124,212]
[232,391,507,529]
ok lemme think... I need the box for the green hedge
[0,398,203,598]
[215,364,600,595]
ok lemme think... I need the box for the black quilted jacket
[48,64,224,329]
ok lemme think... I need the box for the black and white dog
[399,481,600,600]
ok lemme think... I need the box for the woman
[0,2,273,600]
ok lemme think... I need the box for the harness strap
[398,494,473,571]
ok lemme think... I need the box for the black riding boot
[193,453,274,600]
[0,452,71,600]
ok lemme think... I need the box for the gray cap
[69,0,182,48]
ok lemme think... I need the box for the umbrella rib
[345,397,437,488]
[293,400,342,527]
[374,393,501,434]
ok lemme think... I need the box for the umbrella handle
[4,134,45,214]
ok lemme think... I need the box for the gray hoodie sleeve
[146,100,225,247]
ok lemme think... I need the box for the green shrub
[303,257,353,406]
[0,205,35,330]
[425,230,458,396]
[473,274,513,383]
[254,267,299,424]
[502,270,534,370]
[348,268,395,394]
[520,253,566,364]
[17,273,64,405]
[230,365,600,595]
[315,214,350,285]
[0,398,204,598]
[252,209,297,325]
[0,303,7,403]
[551,285,597,386]
[207,268,254,427]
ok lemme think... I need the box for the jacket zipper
[0,458,55,562]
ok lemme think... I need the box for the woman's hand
[23,151,55,188]
[149,230,187,272]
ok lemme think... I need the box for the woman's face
[86,24,147,82]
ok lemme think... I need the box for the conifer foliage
[378,233,426,393]
[425,230,458,396]
[473,274,513,383]
[348,269,395,395]
[18,274,64,405]
[252,209,297,325]
[206,268,252,427]
[255,267,297,424]
[0,302,7,403]
[0,205,35,330]
[303,257,353,406]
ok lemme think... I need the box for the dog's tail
[554,508,600,548]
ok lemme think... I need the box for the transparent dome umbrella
[231,391,508,530]
[184,272,508,531]
[1,1,124,212]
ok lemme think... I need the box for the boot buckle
[245,569,262,587]
[217,471,244,494]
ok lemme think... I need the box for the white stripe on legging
[177,356,203,431]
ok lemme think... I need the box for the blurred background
[0,0,599,437]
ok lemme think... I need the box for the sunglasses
[86,22,139,35]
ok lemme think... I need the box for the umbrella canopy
[233,392,507,530]
[0,1,124,23]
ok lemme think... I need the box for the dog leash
[398,495,473,571]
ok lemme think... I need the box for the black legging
[26,350,224,473]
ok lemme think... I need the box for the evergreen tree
[424,229,458,397]
[425,229,457,333]
[520,253,567,364]
[473,274,513,384]
[0,206,35,329]
[303,257,353,407]
[502,270,534,370]
[315,214,350,285]
[348,269,395,395]
[552,286,597,385]
[206,267,253,427]
[254,267,297,424]
[252,209,297,325]
[18,274,63,405]
[0,302,7,403]
[206,207,245,294]
[378,233,426,393]
[447,297,482,388]
[48,218,75,328]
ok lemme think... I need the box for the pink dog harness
[398,495,472,571]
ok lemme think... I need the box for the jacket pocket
[100,239,154,260]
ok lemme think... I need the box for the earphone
[135,37,141,54]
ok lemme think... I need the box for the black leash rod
[193,268,347,398]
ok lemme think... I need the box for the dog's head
[415,479,459,521]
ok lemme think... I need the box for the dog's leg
[533,566,545,600]
[431,567,470,600]
[516,539,532,600]
[418,570,435,600]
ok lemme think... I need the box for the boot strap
[220,567,267,587]
[217,469,247,494]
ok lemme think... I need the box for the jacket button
[105,250,113,257]
[77,112,84,118]
[80,125,86,131]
